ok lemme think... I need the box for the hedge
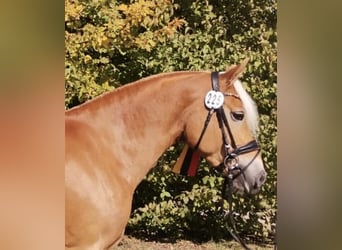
[65,0,277,244]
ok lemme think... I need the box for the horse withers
[65,59,266,249]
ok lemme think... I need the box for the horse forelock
[233,80,259,137]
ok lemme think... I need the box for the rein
[193,72,261,250]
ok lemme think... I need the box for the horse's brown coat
[65,61,265,249]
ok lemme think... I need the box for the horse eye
[231,111,244,121]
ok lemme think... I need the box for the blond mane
[233,80,259,137]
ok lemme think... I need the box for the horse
[65,59,266,250]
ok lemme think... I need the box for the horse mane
[67,72,260,139]
[66,71,197,113]
[233,80,259,137]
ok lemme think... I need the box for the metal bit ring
[224,154,239,170]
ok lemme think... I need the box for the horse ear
[220,58,249,87]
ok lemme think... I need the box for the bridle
[194,72,261,184]
[193,72,261,249]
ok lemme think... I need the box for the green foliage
[65,0,277,245]
[127,150,229,240]
[65,0,185,108]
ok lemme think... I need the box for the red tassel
[187,150,201,176]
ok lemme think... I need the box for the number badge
[204,90,224,109]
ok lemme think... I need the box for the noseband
[192,72,261,250]
[194,72,261,181]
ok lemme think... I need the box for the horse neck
[69,72,208,188]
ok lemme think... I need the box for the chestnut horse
[65,59,266,249]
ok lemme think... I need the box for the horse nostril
[253,171,266,190]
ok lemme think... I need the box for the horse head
[183,59,266,194]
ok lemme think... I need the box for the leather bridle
[194,72,261,181]
[192,72,261,249]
